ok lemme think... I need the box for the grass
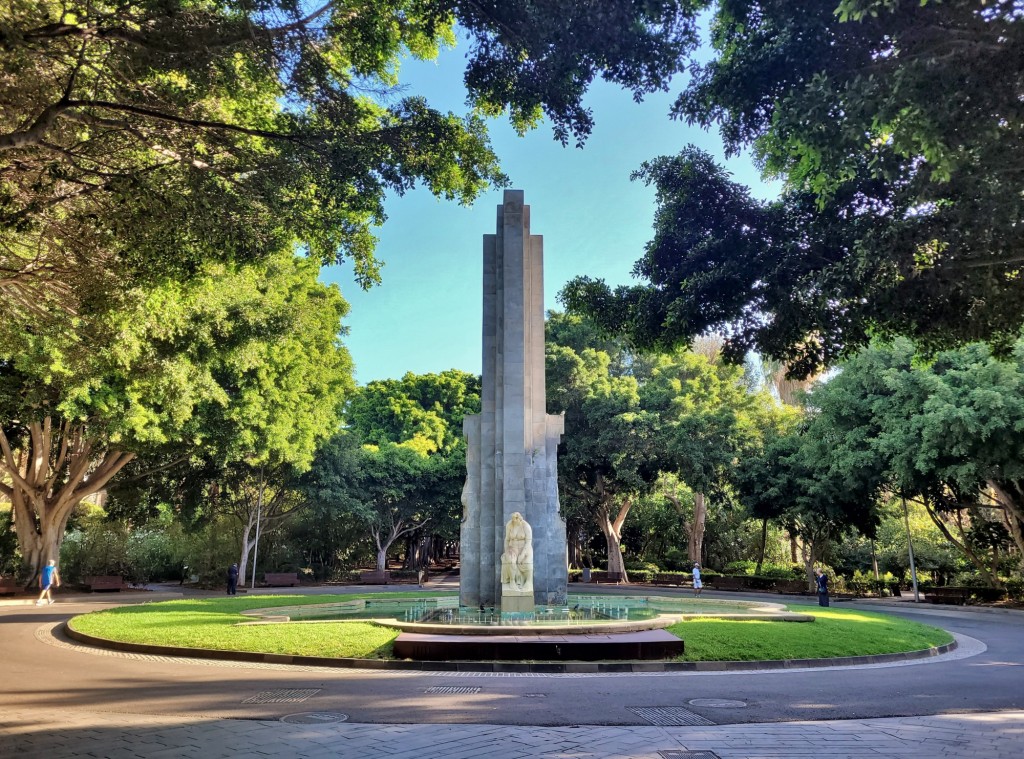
[68,594,954,662]
[668,605,954,661]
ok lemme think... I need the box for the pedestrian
[227,563,239,595]
[815,567,830,607]
[36,559,60,605]
[692,562,703,596]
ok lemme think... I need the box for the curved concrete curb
[62,621,956,674]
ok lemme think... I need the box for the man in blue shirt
[36,559,60,605]
[692,562,703,596]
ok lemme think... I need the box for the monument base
[501,592,534,614]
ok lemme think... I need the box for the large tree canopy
[0,249,353,575]
[0,0,695,322]
[563,0,1024,377]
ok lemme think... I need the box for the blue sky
[320,45,779,384]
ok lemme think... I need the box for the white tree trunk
[688,492,707,563]
[596,498,631,583]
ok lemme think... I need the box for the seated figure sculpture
[500,511,533,593]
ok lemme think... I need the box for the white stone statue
[500,511,533,593]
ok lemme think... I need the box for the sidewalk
[2,707,1022,758]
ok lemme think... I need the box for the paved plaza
[2,706,1023,759]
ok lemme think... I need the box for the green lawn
[668,605,953,661]
[68,594,953,662]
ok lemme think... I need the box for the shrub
[662,547,688,571]
[723,560,757,575]
[1005,578,1023,603]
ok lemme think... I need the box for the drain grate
[243,688,320,704]
[628,707,716,727]
[424,686,482,695]
[658,752,722,759]
[521,693,548,698]
[280,712,348,724]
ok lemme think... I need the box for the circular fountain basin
[240,595,811,635]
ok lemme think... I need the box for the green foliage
[564,1,1024,377]
[345,370,480,454]
[0,507,21,576]
[723,560,801,579]
[0,0,695,326]
[60,518,182,584]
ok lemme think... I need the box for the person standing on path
[226,563,239,595]
[692,562,703,596]
[36,559,60,605]
[815,567,830,607]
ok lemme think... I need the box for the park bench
[588,571,625,584]
[927,586,1006,605]
[263,572,300,587]
[359,570,390,584]
[0,577,22,595]
[926,587,972,604]
[84,575,127,592]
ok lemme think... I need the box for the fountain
[236,193,815,662]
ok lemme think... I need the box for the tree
[641,347,780,563]
[0,249,353,579]
[564,1,1024,377]
[303,435,446,573]
[0,0,696,324]
[547,331,661,582]
[301,369,477,572]
[345,369,480,454]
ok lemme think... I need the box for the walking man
[692,562,703,596]
[36,559,60,605]
[227,563,239,595]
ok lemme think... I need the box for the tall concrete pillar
[461,190,568,608]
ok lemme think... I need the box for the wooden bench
[0,577,22,595]
[263,572,300,587]
[84,575,127,592]
[927,587,973,605]
[359,570,390,585]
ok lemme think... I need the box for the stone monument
[461,190,568,609]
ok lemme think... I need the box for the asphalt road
[1,589,1021,728]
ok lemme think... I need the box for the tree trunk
[800,538,816,591]
[238,505,259,588]
[1,418,135,581]
[688,492,707,563]
[755,518,768,575]
[596,498,631,583]
[988,481,1024,560]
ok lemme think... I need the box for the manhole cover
[628,707,715,727]
[658,752,722,759]
[280,712,349,724]
[687,699,747,708]
[243,688,320,704]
